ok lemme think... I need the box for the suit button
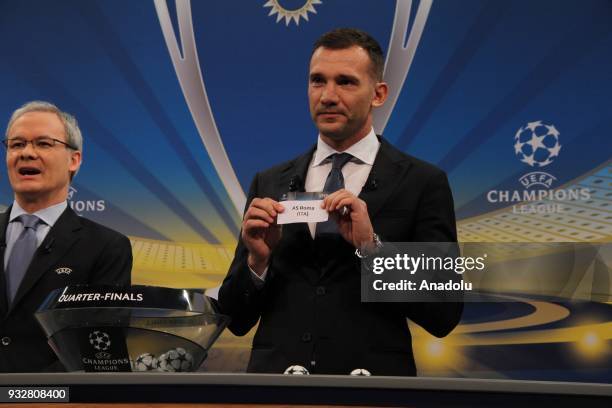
[1,337,10,346]
[301,332,312,342]
[316,286,326,296]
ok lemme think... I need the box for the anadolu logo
[68,186,106,213]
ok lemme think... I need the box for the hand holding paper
[242,197,284,275]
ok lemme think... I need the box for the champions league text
[486,187,590,214]
[81,357,130,372]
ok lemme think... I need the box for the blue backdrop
[0,0,610,381]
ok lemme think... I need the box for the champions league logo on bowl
[486,120,590,214]
[89,330,111,352]
[88,330,114,361]
[82,329,130,371]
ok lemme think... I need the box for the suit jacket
[0,206,132,372]
[218,138,463,376]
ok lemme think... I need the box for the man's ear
[372,81,389,108]
[69,150,82,174]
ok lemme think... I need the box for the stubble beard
[317,116,368,146]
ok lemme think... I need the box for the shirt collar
[9,200,67,227]
[312,128,380,167]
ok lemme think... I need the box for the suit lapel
[358,138,413,220]
[9,207,82,312]
[0,209,10,316]
[274,147,321,284]
[277,146,315,197]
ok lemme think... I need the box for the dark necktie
[316,153,353,236]
[6,214,41,303]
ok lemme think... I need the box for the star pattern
[514,121,562,168]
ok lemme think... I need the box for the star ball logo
[89,330,113,360]
[514,121,562,168]
[514,121,560,189]
[89,330,111,351]
[486,120,590,214]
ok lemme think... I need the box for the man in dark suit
[0,101,132,372]
[218,29,462,376]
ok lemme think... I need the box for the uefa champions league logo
[486,119,589,214]
[83,330,131,370]
[515,121,561,189]
[89,330,111,351]
[514,121,562,168]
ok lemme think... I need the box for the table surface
[0,373,609,407]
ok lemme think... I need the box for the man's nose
[19,142,38,158]
[320,83,339,105]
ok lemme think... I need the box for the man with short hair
[219,29,462,376]
[0,101,132,372]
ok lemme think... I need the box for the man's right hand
[242,197,284,275]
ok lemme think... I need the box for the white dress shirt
[4,201,67,269]
[305,128,380,237]
[251,128,380,283]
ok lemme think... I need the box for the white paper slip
[277,200,328,225]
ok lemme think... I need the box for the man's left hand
[321,189,374,251]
